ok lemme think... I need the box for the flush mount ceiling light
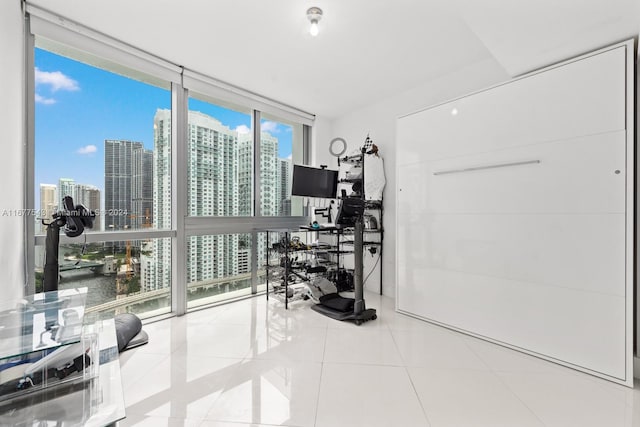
[307,7,323,36]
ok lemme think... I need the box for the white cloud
[235,124,251,134]
[77,145,97,155]
[35,94,56,105]
[35,68,79,92]
[261,121,279,133]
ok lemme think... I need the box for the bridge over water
[59,261,105,272]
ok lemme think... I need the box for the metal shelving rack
[338,150,384,295]
[264,228,342,309]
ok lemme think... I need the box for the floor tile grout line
[313,323,330,427]
[324,322,406,367]
[489,371,550,427]
[188,313,261,424]
[404,366,434,427]
[388,326,433,426]
[463,339,549,427]
[387,326,413,368]
[458,334,494,372]
[313,361,326,427]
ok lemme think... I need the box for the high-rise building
[186,111,239,282]
[238,132,281,217]
[151,109,244,289]
[132,148,153,229]
[237,134,253,217]
[260,133,278,216]
[237,131,283,267]
[147,109,283,291]
[237,248,250,274]
[58,178,75,209]
[75,184,101,231]
[278,158,292,216]
[254,132,280,266]
[39,183,57,232]
[236,134,254,261]
[187,111,239,217]
[144,111,171,292]
[104,140,144,232]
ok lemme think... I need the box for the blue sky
[35,48,292,207]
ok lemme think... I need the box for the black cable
[362,250,381,288]
[73,234,88,266]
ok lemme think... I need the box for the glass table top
[0,288,88,361]
[0,318,125,426]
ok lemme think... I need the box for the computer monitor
[335,197,365,226]
[291,165,339,199]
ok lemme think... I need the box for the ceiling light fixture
[307,7,323,37]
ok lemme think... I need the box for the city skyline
[38,180,101,232]
[38,114,292,234]
[34,47,294,210]
[35,46,297,300]
[146,109,293,291]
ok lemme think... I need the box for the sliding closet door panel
[396,42,633,385]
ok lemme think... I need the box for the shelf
[364,201,383,209]
[339,229,383,234]
[340,241,382,246]
[339,154,363,164]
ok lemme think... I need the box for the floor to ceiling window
[33,46,173,318]
[258,115,304,218]
[28,8,313,317]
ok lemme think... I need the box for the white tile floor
[118,292,640,427]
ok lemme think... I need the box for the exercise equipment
[311,145,377,325]
[42,196,95,293]
[41,196,148,352]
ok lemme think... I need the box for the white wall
[311,115,333,167]
[322,57,509,297]
[0,0,26,304]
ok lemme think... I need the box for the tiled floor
[118,292,640,427]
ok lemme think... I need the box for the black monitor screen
[291,165,338,198]
[336,197,365,226]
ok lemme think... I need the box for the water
[56,268,255,316]
[57,270,117,308]
[57,270,170,317]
